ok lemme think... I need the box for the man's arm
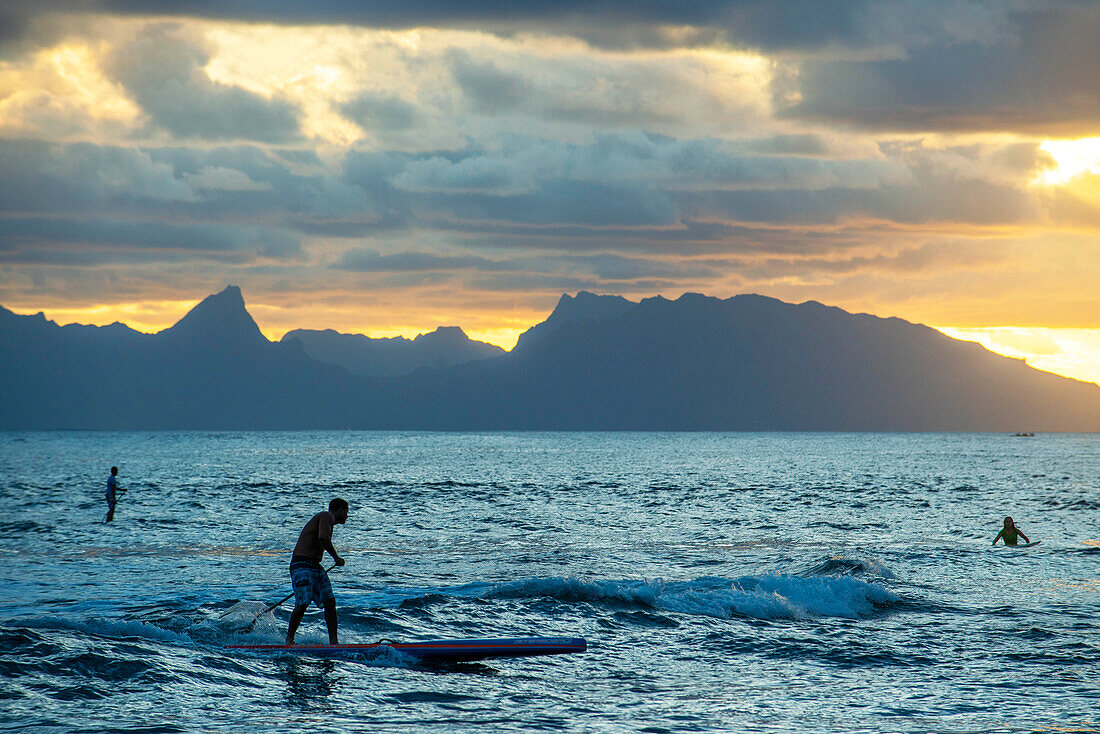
[317,512,345,566]
[1017,529,1030,543]
[992,530,1003,545]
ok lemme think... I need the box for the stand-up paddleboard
[227,637,587,662]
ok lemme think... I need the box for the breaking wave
[481,571,899,620]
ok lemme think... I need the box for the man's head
[1004,516,1014,528]
[329,498,349,524]
[111,466,118,475]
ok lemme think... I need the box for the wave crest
[484,574,898,620]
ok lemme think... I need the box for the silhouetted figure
[993,516,1030,546]
[286,498,348,645]
[105,466,126,522]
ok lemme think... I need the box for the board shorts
[289,556,334,608]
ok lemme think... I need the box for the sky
[1,1,1098,384]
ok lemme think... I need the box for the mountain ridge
[282,324,505,377]
[2,287,1098,430]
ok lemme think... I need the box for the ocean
[1,431,1096,733]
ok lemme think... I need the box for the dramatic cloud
[0,2,1098,379]
[104,24,301,142]
[0,1,1018,53]
[0,218,302,263]
[0,132,1079,266]
[0,140,197,212]
[785,6,1100,135]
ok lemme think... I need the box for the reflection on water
[281,658,338,711]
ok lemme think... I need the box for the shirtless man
[286,498,348,645]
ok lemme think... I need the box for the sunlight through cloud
[1038,138,1100,185]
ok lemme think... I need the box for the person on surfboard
[992,516,1030,546]
[105,466,126,522]
[286,498,348,645]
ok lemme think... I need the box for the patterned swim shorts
[289,556,334,608]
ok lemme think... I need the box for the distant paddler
[992,516,1030,546]
[104,466,126,522]
[286,498,349,645]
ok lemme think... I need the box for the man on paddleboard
[105,466,125,522]
[992,516,1030,546]
[286,498,348,645]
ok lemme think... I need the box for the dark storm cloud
[0,217,303,262]
[0,2,87,57]
[0,0,997,52]
[104,24,301,143]
[782,4,1100,135]
[1,133,1063,269]
[6,2,1096,136]
[1,0,871,48]
[0,5,35,49]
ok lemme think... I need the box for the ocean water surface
[0,431,1097,733]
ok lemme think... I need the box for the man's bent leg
[323,599,338,645]
[286,604,309,645]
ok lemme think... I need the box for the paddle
[227,563,338,633]
[104,488,127,523]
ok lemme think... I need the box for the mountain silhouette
[283,325,504,377]
[0,287,355,429]
[515,291,634,349]
[434,292,1100,431]
[159,286,268,351]
[2,287,1098,430]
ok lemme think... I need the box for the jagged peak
[515,291,637,350]
[159,285,268,347]
[551,291,634,319]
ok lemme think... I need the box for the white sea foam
[486,574,898,620]
[18,615,196,645]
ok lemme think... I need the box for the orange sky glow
[1,8,1099,388]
